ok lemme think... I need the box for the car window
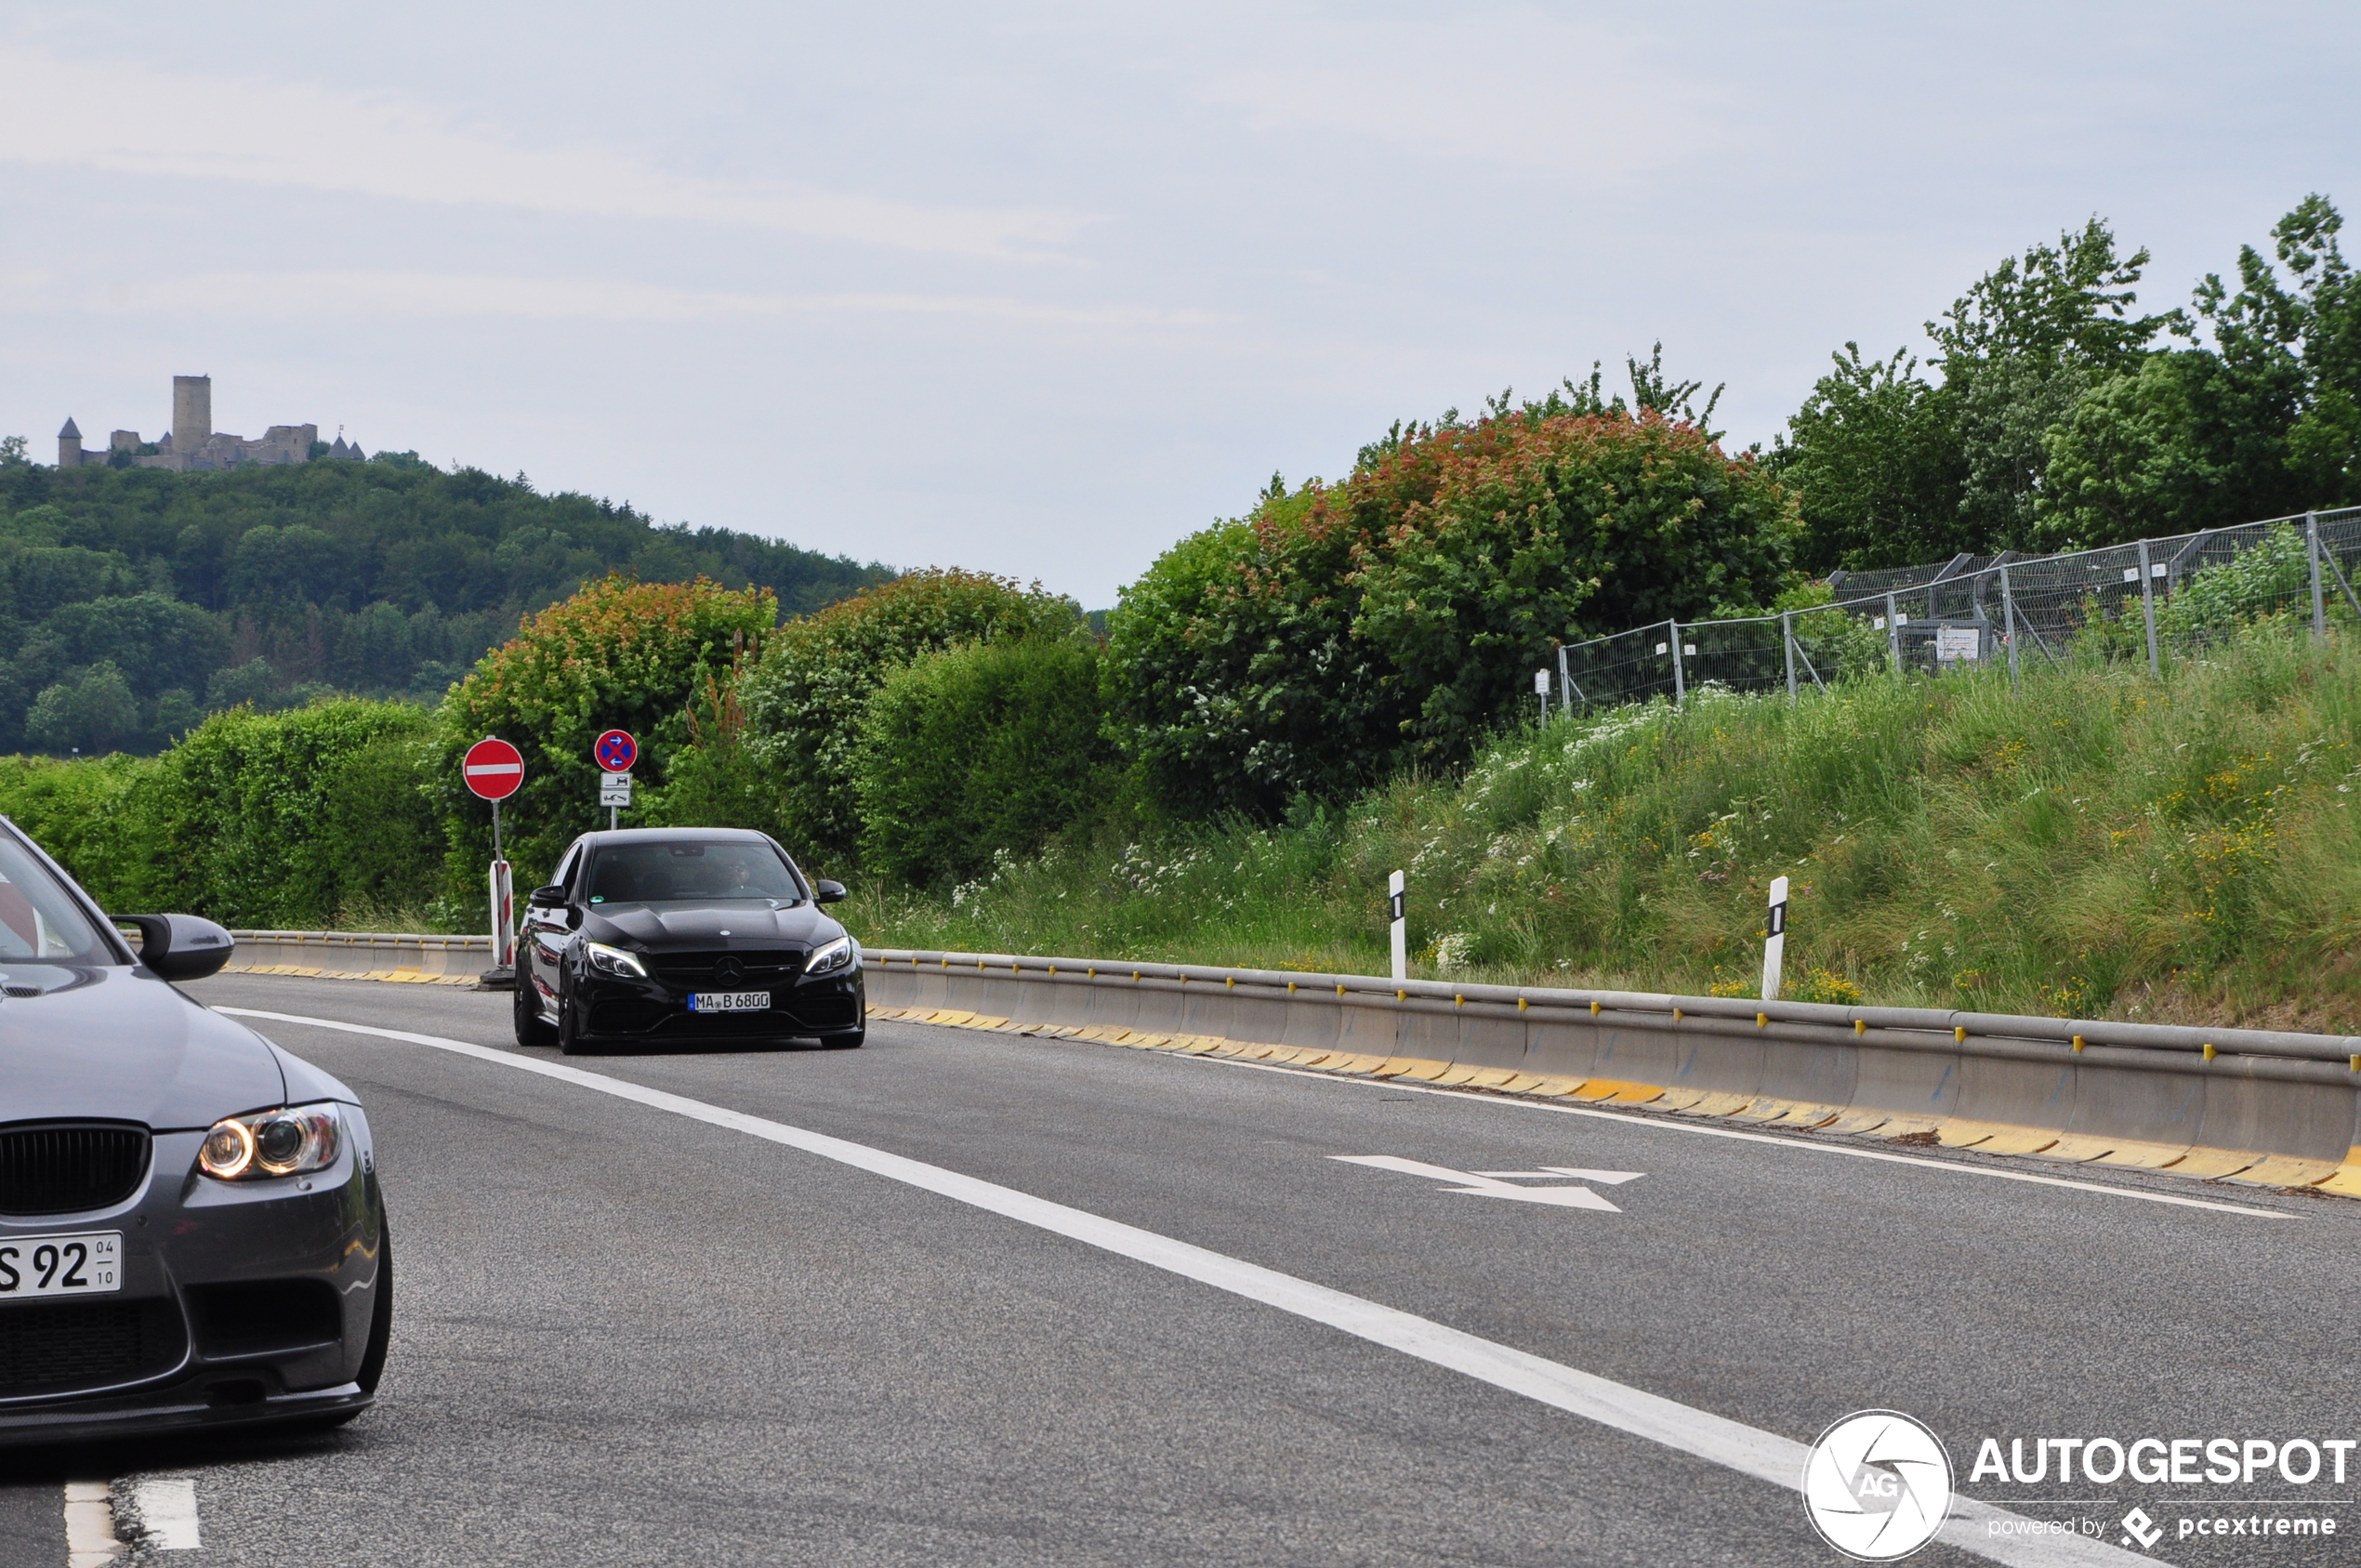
[551,844,582,894]
[0,837,109,962]
[587,842,805,906]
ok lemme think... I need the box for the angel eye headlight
[803,935,856,978]
[199,1102,342,1181]
[583,941,648,978]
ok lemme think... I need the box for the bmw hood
[0,968,286,1130]
[584,903,843,951]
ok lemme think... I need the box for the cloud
[1196,14,1726,180]
[0,46,1088,260]
[79,270,1226,328]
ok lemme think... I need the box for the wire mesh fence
[1556,507,2361,712]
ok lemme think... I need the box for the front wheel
[513,970,556,1048]
[557,991,594,1056]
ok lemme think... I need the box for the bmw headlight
[199,1102,342,1180]
[804,935,856,978]
[583,941,648,978]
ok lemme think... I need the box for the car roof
[575,827,779,849]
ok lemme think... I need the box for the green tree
[1931,217,2172,550]
[25,663,138,755]
[1773,345,1969,570]
[852,635,1115,888]
[737,569,1084,869]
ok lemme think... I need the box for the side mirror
[117,914,236,982]
[813,879,848,904]
[527,885,570,909]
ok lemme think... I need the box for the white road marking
[61,1481,124,1565]
[125,1476,202,1549]
[1474,1166,1648,1185]
[1330,1154,1627,1210]
[221,1005,2146,1568]
[1181,1052,2295,1220]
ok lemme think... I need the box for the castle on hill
[56,376,364,471]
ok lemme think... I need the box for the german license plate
[0,1232,122,1298]
[688,991,771,1013]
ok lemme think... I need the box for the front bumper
[0,1122,385,1445]
[573,965,866,1042]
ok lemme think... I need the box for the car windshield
[0,837,110,962]
[586,842,805,906]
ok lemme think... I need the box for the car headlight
[804,935,856,978]
[583,941,648,978]
[199,1102,341,1181]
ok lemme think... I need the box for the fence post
[1555,643,1573,718]
[1669,619,1686,706]
[2136,537,2160,677]
[1884,593,1901,675]
[1999,565,2020,692]
[2309,511,2327,643]
[1782,610,1797,705]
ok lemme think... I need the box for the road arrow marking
[1474,1166,1647,1185]
[1329,1154,1637,1211]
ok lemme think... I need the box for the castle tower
[171,375,212,449]
[58,417,83,468]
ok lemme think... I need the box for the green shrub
[434,573,775,905]
[138,700,441,927]
[1107,403,1800,817]
[851,636,1116,889]
[0,753,163,912]
[737,569,1082,870]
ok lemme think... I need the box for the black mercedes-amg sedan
[514,827,864,1054]
[0,820,391,1443]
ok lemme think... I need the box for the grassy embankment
[849,619,2361,1032]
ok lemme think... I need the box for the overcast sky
[4,4,2356,607]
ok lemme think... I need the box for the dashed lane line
[218,1006,2145,1568]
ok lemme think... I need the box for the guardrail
[865,950,2361,1192]
[223,929,493,984]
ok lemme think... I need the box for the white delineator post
[1762,875,1788,1002]
[1389,870,1407,983]
[1534,668,1550,725]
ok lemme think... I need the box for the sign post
[1534,668,1550,726]
[594,730,638,831]
[463,737,524,972]
[1388,870,1406,983]
[1762,875,1789,1003]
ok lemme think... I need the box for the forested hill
[0,451,892,756]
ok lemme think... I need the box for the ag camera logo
[1802,1410,1955,1561]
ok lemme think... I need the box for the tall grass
[852,620,2361,1031]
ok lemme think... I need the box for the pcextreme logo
[1801,1410,1955,1561]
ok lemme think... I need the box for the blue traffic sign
[594,730,638,772]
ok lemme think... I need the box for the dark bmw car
[0,820,390,1443]
[515,827,865,1054]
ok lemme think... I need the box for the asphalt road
[5,971,2357,1567]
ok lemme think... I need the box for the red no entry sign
[593,729,638,772]
[463,736,525,800]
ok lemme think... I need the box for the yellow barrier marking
[1729,1097,1802,1123]
[2228,1155,2342,1188]
[1431,1065,1484,1086]
[1286,982,1297,994]
[1669,1091,1754,1117]
[1934,1120,2002,1149]
[1464,1068,1521,1088]
[1670,1007,1682,1021]
[1852,1019,1865,1034]
[1496,1074,1550,1092]
[1954,1026,1967,1043]
[2162,1147,2262,1179]
[1755,1012,1767,1028]
[1646,1087,1712,1112]
[1972,1127,2062,1156]
[2202,1042,2217,1061]
[2030,1135,2117,1163]
[2072,1034,2085,1052]
[1859,1115,1944,1141]
[1818,1110,1893,1136]
[1396,1060,1453,1082]
[1570,1079,1644,1102]
[1517,997,1527,1011]
[1589,1000,1600,1016]
[1527,1075,1597,1098]
[2317,1166,2361,1198]
[2089,1140,2194,1170]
